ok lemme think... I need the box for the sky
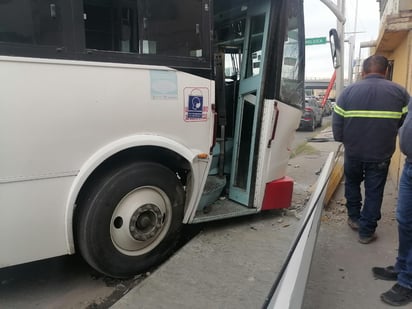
[304,0,381,79]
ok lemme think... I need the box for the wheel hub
[110,186,172,255]
[129,204,163,241]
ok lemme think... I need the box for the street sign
[305,37,327,45]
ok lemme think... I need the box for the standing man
[333,55,409,244]
[372,98,412,306]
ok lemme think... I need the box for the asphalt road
[0,223,203,309]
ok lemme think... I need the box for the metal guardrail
[262,152,335,309]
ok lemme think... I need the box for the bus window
[252,51,261,76]
[140,0,203,57]
[83,0,204,58]
[245,14,265,78]
[224,51,241,80]
[279,0,304,108]
[84,0,139,53]
[0,0,63,46]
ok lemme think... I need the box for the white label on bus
[150,71,178,100]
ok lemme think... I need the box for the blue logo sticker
[188,95,203,118]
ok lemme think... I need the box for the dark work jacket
[400,99,412,162]
[332,74,409,162]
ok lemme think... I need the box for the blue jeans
[344,154,390,237]
[395,161,412,289]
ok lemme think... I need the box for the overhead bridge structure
[305,78,349,99]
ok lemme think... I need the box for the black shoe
[358,233,377,244]
[347,218,359,230]
[372,266,398,281]
[381,283,412,306]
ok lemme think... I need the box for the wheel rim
[110,186,172,256]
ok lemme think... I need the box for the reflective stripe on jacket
[334,105,408,119]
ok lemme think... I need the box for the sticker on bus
[184,87,209,121]
[150,71,178,100]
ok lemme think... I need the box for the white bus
[0,0,305,278]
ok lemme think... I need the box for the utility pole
[348,35,355,84]
[320,0,346,99]
[350,0,359,83]
[336,0,345,98]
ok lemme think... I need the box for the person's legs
[358,160,390,238]
[344,155,363,222]
[396,161,412,289]
[374,161,412,306]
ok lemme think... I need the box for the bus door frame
[228,0,271,206]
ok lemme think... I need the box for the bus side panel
[0,178,73,267]
[254,99,301,209]
[0,56,213,267]
[0,57,213,180]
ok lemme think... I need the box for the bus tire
[75,161,185,278]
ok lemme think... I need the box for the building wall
[385,33,412,188]
[374,0,412,189]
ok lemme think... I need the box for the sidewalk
[301,129,399,309]
[111,127,399,308]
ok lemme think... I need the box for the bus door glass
[228,1,269,206]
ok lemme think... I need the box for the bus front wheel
[75,161,185,278]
